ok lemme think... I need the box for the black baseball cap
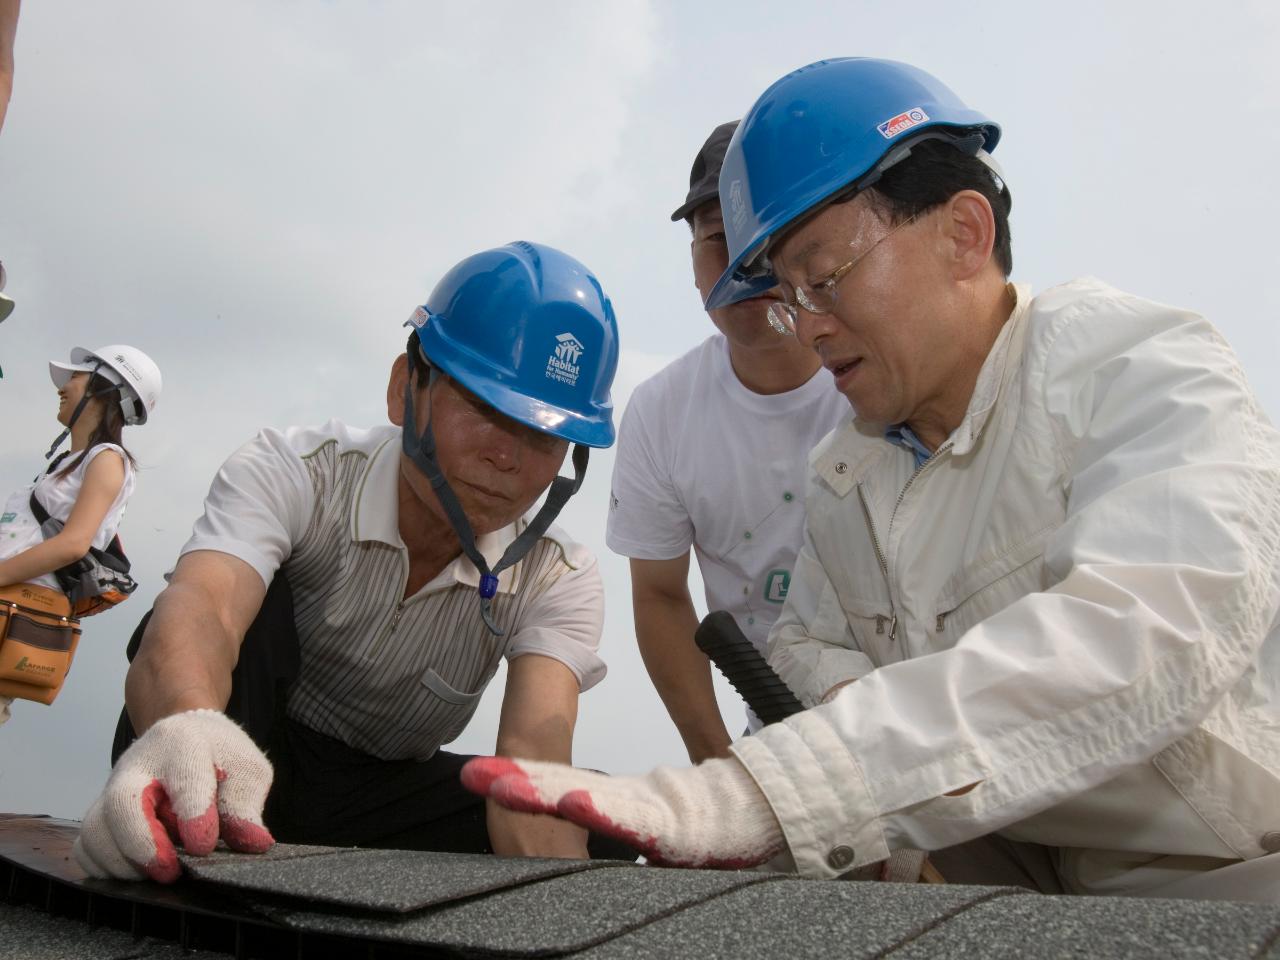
[670,120,739,222]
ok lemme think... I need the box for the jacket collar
[814,283,1032,496]
[947,283,1031,458]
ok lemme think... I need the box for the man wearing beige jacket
[465,58,1280,902]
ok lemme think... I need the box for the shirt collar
[448,524,523,596]
[350,431,522,595]
[884,422,933,469]
[351,432,403,546]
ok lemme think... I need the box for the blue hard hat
[409,241,620,448]
[706,58,1001,309]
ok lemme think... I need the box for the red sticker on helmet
[877,108,930,139]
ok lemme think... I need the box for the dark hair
[55,373,138,478]
[406,331,432,386]
[864,139,1012,276]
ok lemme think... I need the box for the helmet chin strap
[400,354,588,636]
[42,362,114,464]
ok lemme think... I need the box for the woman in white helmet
[0,344,161,724]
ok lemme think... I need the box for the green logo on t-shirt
[0,512,15,524]
[764,569,791,604]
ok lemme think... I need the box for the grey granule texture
[264,863,780,955]
[0,902,231,959]
[885,891,1280,959]
[180,841,354,867]
[577,879,1027,959]
[183,846,605,913]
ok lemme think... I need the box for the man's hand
[462,754,785,868]
[74,709,274,883]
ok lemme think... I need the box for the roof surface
[4,814,1279,959]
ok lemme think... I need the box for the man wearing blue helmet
[74,242,633,883]
[467,60,1280,902]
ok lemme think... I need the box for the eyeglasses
[766,213,919,335]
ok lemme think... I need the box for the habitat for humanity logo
[545,333,585,386]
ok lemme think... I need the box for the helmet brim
[453,371,616,449]
[48,359,99,389]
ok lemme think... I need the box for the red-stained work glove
[462,754,786,868]
[73,709,275,883]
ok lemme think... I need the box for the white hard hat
[49,344,162,425]
[0,261,12,323]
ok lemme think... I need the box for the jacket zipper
[857,482,897,643]
[857,441,955,647]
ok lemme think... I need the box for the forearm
[125,581,241,732]
[492,721,587,858]
[0,534,92,587]
[634,592,731,763]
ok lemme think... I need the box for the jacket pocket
[838,594,899,668]
[932,526,1053,642]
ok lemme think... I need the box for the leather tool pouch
[0,583,81,704]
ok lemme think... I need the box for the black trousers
[113,574,634,859]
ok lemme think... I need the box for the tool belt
[0,582,81,705]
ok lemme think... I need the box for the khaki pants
[932,835,1280,904]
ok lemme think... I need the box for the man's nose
[481,423,522,471]
[794,307,836,349]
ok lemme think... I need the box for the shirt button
[783,491,794,502]
[743,531,752,540]
[747,616,755,625]
[742,586,749,595]
[834,462,848,474]
[1261,832,1280,853]
[827,845,855,870]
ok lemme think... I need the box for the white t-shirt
[607,335,850,726]
[0,443,136,591]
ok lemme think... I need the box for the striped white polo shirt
[178,420,606,760]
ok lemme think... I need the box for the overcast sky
[1,1,1278,820]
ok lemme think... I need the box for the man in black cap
[605,121,848,762]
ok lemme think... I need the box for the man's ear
[943,190,997,282]
[387,354,410,426]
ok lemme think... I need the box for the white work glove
[462,754,785,868]
[74,709,275,884]
[826,850,926,882]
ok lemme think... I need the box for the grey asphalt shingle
[7,817,1280,959]
[262,862,780,955]
[886,889,1280,959]
[577,878,1025,959]
[180,841,353,866]
[0,901,232,960]
[183,845,605,913]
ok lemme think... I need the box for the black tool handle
[694,610,805,726]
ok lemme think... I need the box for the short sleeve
[505,543,606,691]
[605,382,694,559]
[177,428,315,588]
